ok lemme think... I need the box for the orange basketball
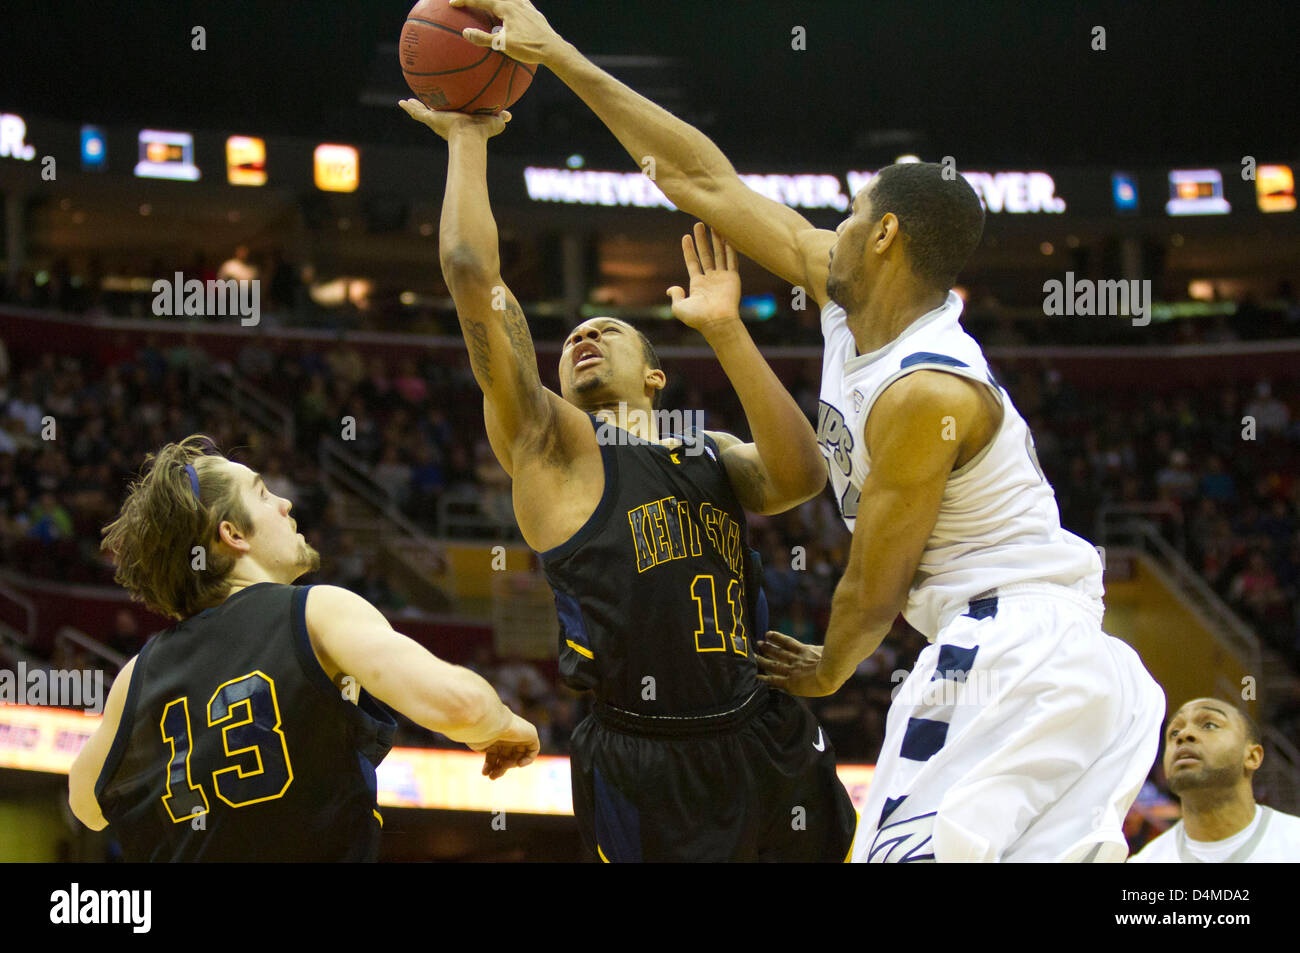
[399,0,535,114]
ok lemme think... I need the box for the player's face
[827,186,876,309]
[1162,699,1250,795]
[222,460,320,580]
[558,318,658,409]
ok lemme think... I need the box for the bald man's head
[1163,698,1263,797]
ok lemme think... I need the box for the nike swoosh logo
[670,451,682,464]
[813,727,825,751]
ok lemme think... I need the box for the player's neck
[223,561,301,597]
[591,401,658,442]
[846,283,948,357]
[1180,786,1257,841]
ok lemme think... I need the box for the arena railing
[317,437,449,576]
[0,620,43,672]
[53,625,128,680]
[0,580,37,645]
[196,364,295,446]
[1098,511,1262,685]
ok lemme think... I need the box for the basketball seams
[455,52,508,113]
[401,1,531,115]
[402,49,493,77]
[403,16,488,37]
[503,61,518,108]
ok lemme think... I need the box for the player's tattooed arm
[453,0,835,307]
[671,225,825,514]
[405,99,584,472]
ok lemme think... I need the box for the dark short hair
[1233,702,1262,747]
[867,162,985,290]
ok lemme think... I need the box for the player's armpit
[68,655,138,830]
[708,430,825,516]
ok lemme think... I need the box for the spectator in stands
[261,455,298,503]
[1200,455,1238,504]
[1245,380,1290,435]
[1156,449,1198,504]
[6,376,43,435]
[493,654,552,715]
[217,245,258,282]
[332,532,367,592]
[27,491,74,543]
[372,444,412,509]
[777,600,818,645]
[1229,551,1286,629]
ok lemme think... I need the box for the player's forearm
[705,321,824,502]
[546,41,737,206]
[816,579,896,692]
[409,663,514,744]
[439,127,501,282]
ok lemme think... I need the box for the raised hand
[667,223,743,336]
[450,0,561,65]
[399,98,511,140]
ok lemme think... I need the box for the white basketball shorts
[854,583,1166,863]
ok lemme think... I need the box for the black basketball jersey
[540,418,770,715]
[95,583,396,862]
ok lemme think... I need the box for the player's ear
[1243,742,1264,773]
[646,368,666,397]
[875,213,901,254]
[217,519,252,554]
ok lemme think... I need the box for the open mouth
[573,343,603,370]
[1172,751,1201,768]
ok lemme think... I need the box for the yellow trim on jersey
[566,639,595,660]
[597,844,610,863]
[373,809,384,827]
[159,697,211,824]
[844,810,861,863]
[206,670,295,809]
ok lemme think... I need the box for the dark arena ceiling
[1,0,1296,169]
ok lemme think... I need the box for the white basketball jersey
[1129,806,1300,862]
[816,293,1102,639]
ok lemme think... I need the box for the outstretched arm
[452,0,836,307]
[670,224,825,515]
[401,99,565,475]
[307,586,539,779]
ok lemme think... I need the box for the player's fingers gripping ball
[400,0,535,114]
